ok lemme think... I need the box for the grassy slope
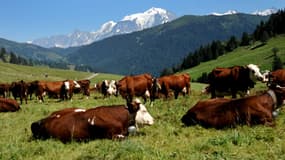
[1,36,285,159]
[184,35,285,80]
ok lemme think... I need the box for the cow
[74,79,91,99]
[208,64,264,98]
[0,97,21,112]
[151,73,191,100]
[100,80,118,98]
[264,69,285,86]
[10,80,28,104]
[0,83,10,98]
[36,80,80,102]
[117,73,154,103]
[181,85,285,129]
[31,99,154,142]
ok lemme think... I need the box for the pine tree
[272,47,283,70]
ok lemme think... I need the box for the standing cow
[10,80,28,104]
[31,99,154,142]
[151,73,191,100]
[208,64,264,98]
[117,73,154,103]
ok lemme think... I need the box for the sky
[0,0,284,42]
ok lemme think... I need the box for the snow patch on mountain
[211,10,238,16]
[252,8,277,16]
[31,7,176,48]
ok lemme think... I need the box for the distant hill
[0,38,64,62]
[67,13,269,76]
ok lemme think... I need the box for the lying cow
[0,97,21,112]
[208,64,264,98]
[181,85,285,129]
[31,99,154,142]
[151,73,191,100]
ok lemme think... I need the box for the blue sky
[0,0,284,42]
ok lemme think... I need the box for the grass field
[1,35,285,159]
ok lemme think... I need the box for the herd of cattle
[1,64,285,142]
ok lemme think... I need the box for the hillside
[0,38,65,62]
[184,35,285,80]
[0,62,122,83]
[67,14,268,76]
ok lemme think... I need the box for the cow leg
[174,91,179,99]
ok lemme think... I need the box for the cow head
[268,84,285,106]
[133,99,154,128]
[150,78,161,101]
[107,80,117,96]
[247,64,264,81]
[73,81,81,89]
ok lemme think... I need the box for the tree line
[161,9,285,80]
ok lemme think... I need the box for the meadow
[1,62,285,160]
[1,34,285,159]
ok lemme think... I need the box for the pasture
[1,67,285,159]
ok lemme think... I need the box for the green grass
[1,35,285,159]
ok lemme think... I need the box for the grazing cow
[117,73,154,103]
[0,97,21,112]
[31,99,154,142]
[26,80,40,100]
[264,69,285,86]
[0,83,10,98]
[151,73,191,100]
[181,85,285,129]
[100,80,118,98]
[74,79,91,98]
[10,80,28,104]
[36,80,80,102]
[208,64,264,98]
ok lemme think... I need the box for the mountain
[31,7,176,48]
[252,8,278,16]
[0,38,64,62]
[67,13,269,76]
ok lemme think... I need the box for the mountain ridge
[31,7,176,48]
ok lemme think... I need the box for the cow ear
[127,101,140,113]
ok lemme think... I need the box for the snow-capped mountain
[210,8,277,16]
[252,8,277,16]
[210,10,238,16]
[31,7,176,48]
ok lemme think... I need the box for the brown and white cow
[74,79,91,99]
[100,80,118,98]
[117,73,154,103]
[31,99,154,142]
[181,85,285,129]
[208,64,264,98]
[151,73,191,100]
[264,69,285,86]
[0,97,21,112]
[36,80,80,102]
